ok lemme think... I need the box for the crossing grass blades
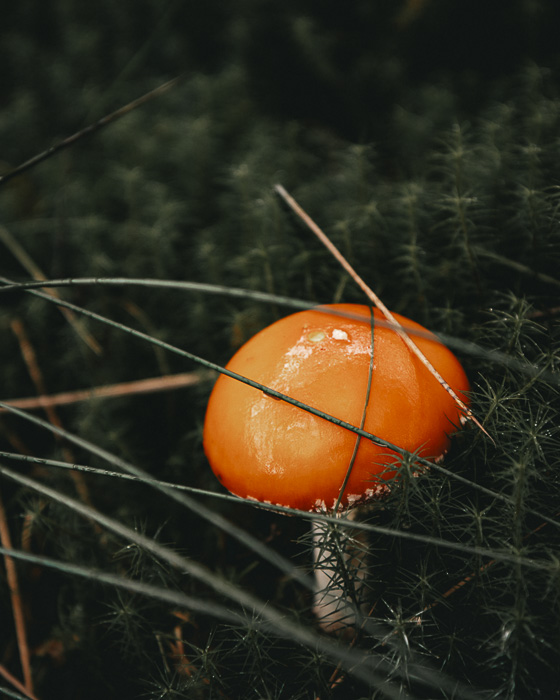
[1,60,560,700]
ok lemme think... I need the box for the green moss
[1,3,560,698]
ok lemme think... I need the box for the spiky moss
[1,2,560,699]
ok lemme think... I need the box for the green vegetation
[1,2,560,698]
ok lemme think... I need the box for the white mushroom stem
[312,509,369,633]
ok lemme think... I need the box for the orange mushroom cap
[203,304,470,512]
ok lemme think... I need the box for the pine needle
[274,183,493,442]
[0,492,34,696]
[0,372,206,413]
[0,224,102,355]
[0,76,183,188]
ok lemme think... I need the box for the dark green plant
[1,3,560,699]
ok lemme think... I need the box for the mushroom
[203,303,470,631]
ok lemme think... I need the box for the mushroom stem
[312,509,368,633]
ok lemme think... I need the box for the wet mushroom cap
[203,304,470,512]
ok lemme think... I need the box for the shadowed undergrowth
[1,4,560,699]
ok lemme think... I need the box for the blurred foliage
[1,1,560,698]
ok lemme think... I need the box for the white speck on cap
[307,330,326,343]
[332,329,349,340]
[314,498,327,511]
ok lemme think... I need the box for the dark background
[1,2,560,699]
